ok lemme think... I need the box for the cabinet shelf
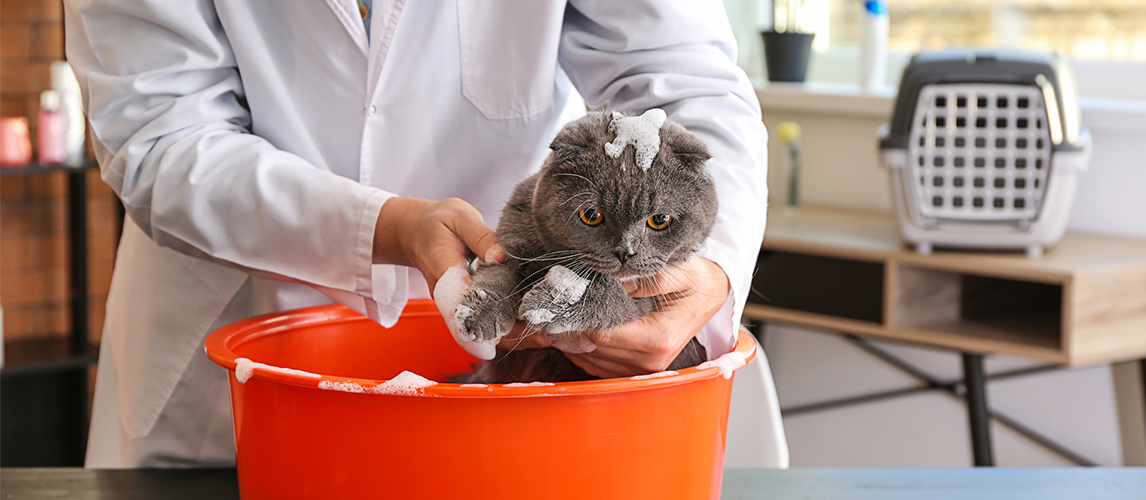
[746,206,1146,366]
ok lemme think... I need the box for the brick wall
[2,0,119,348]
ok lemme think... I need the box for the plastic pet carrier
[879,50,1090,257]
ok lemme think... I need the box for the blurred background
[729,0,1146,468]
[2,0,1145,470]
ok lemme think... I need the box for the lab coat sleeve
[559,0,769,356]
[64,0,404,325]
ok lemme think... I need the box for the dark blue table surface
[2,467,1144,499]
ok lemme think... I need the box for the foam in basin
[630,370,679,381]
[696,351,748,380]
[234,358,322,384]
[318,371,438,396]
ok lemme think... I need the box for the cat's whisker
[558,191,595,207]
[503,248,581,263]
[503,256,583,298]
[664,263,728,299]
[565,198,598,226]
[553,172,599,190]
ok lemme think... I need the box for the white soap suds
[503,382,556,387]
[318,380,366,393]
[630,370,679,381]
[697,351,749,380]
[233,358,322,384]
[544,265,590,305]
[604,109,667,171]
[522,308,556,324]
[235,358,254,383]
[459,383,488,388]
[433,265,498,360]
[370,371,438,396]
[318,371,438,396]
[454,305,475,335]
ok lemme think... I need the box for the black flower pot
[761,31,815,83]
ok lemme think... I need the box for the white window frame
[798,46,1146,103]
[727,0,1146,107]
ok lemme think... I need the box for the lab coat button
[368,105,376,116]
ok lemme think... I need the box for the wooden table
[4,467,1145,499]
[743,205,1146,466]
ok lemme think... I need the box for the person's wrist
[373,196,425,266]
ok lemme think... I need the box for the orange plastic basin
[205,299,756,500]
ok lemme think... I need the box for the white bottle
[51,61,86,167]
[860,0,889,90]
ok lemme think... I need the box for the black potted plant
[761,0,815,82]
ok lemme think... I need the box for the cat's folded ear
[548,113,611,164]
[661,123,712,171]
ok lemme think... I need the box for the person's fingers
[578,320,658,351]
[623,261,699,299]
[496,321,552,350]
[621,279,640,295]
[419,198,506,296]
[562,352,627,379]
[419,237,470,297]
[583,343,684,373]
[442,198,506,264]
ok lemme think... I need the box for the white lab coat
[66,0,774,467]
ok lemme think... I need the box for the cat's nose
[615,249,636,264]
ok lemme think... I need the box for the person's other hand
[373,197,506,296]
[497,257,730,378]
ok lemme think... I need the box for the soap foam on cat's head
[604,109,667,172]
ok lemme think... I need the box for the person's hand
[497,257,730,378]
[372,197,506,296]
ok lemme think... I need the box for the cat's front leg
[519,265,655,336]
[457,262,521,343]
[518,265,592,334]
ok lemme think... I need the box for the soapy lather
[604,109,667,171]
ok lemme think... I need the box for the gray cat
[452,110,719,383]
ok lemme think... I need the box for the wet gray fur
[454,111,718,383]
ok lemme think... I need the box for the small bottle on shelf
[37,90,67,165]
[778,121,802,209]
[860,0,889,90]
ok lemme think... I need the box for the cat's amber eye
[580,208,604,226]
[647,214,672,230]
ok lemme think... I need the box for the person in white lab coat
[66,0,773,467]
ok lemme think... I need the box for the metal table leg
[1141,359,1146,462]
[66,168,90,457]
[749,320,767,345]
[962,352,994,466]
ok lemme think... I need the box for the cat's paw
[519,265,591,333]
[457,287,513,342]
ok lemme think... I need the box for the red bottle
[0,117,32,166]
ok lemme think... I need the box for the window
[727,0,1146,99]
[824,0,1146,62]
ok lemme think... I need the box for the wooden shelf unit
[745,206,1146,367]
